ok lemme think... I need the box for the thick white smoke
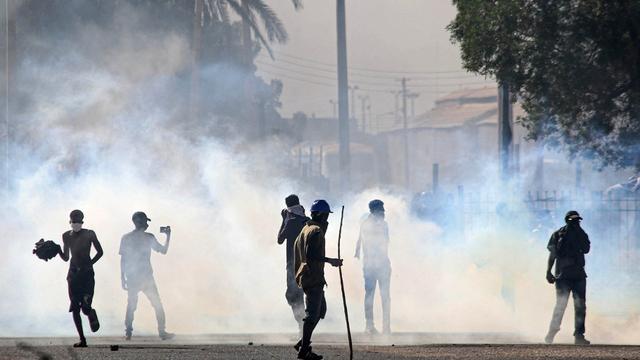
[2,1,640,345]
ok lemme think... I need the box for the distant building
[378,87,632,193]
[284,114,382,192]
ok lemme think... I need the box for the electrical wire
[257,65,494,94]
[256,57,493,85]
[269,49,480,76]
[257,67,477,95]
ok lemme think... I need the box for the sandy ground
[2,333,640,360]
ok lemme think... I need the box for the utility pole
[392,90,400,123]
[329,99,337,119]
[190,0,204,127]
[399,77,410,189]
[498,82,513,183]
[348,85,358,120]
[358,95,368,133]
[336,0,350,192]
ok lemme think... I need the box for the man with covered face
[58,209,103,347]
[545,210,591,345]
[355,199,391,335]
[293,199,343,360]
[277,194,309,335]
[119,211,174,340]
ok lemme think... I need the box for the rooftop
[380,86,524,133]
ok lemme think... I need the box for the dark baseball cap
[69,209,84,223]
[132,211,151,222]
[565,210,583,221]
[310,199,333,213]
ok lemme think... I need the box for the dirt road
[2,333,639,359]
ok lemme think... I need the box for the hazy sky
[257,1,496,121]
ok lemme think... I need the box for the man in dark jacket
[278,194,310,334]
[293,199,343,360]
[545,210,591,345]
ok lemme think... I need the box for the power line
[257,68,336,88]
[258,68,465,94]
[257,60,338,82]
[256,63,495,92]
[269,49,478,75]
[257,52,484,81]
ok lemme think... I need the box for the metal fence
[409,188,640,266]
[452,189,640,267]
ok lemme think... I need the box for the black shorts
[303,285,326,323]
[67,267,95,313]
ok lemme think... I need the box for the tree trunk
[498,82,513,183]
[241,0,252,67]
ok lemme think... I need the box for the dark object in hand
[546,271,556,284]
[160,226,171,234]
[33,239,61,261]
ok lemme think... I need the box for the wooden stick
[337,205,353,360]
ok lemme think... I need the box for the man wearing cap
[355,199,391,335]
[119,211,174,340]
[57,209,103,347]
[545,210,591,345]
[277,194,310,335]
[293,200,343,360]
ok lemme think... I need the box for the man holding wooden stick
[293,199,343,360]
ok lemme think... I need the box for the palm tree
[238,0,302,62]
[190,0,301,121]
[195,0,301,60]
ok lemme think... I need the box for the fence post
[319,145,324,176]
[576,161,583,190]
[432,163,439,194]
[308,146,313,176]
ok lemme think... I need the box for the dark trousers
[364,266,390,332]
[548,278,586,336]
[125,276,166,333]
[286,265,305,328]
[301,285,326,351]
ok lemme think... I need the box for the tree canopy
[448,0,640,170]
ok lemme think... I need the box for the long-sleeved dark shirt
[547,225,590,280]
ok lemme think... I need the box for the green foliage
[448,0,640,169]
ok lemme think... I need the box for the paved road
[2,334,639,359]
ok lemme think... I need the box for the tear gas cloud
[2,1,640,344]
